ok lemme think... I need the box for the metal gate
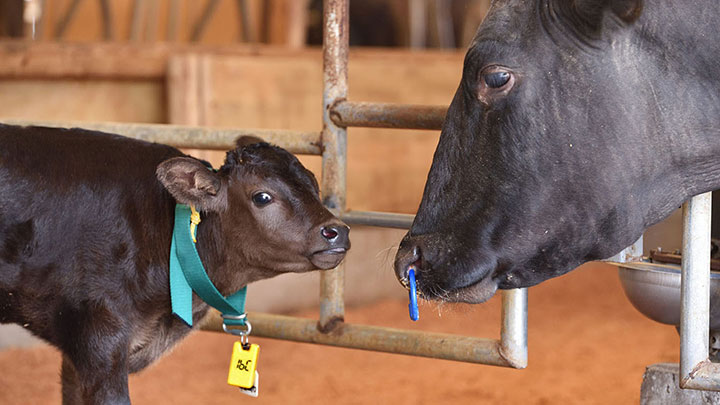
[199,0,528,369]
[677,193,720,390]
[609,194,720,391]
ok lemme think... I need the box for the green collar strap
[169,204,247,327]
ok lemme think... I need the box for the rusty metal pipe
[604,236,643,263]
[681,360,720,391]
[330,101,447,130]
[0,119,322,155]
[202,311,519,367]
[319,0,349,332]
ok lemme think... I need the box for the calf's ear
[156,157,227,212]
[235,135,265,149]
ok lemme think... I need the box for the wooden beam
[167,54,211,126]
[0,42,301,79]
[0,41,463,80]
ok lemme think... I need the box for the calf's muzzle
[310,220,350,269]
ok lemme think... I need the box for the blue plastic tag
[408,267,419,321]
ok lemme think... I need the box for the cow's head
[158,136,349,287]
[395,0,719,303]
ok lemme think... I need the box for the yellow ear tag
[228,342,260,392]
[189,205,201,243]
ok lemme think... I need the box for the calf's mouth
[310,248,348,269]
[309,222,350,269]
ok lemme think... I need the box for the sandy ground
[0,262,679,404]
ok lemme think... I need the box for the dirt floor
[0,262,680,404]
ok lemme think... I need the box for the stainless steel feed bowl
[618,261,720,329]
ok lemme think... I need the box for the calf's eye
[484,71,510,88]
[252,192,273,207]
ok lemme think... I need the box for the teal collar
[169,204,247,327]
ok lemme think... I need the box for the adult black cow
[0,126,349,404]
[394,0,720,303]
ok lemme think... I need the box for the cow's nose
[394,236,422,289]
[320,223,350,247]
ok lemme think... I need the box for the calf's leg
[61,356,83,405]
[61,351,131,405]
[55,303,133,405]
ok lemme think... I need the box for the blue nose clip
[408,267,419,321]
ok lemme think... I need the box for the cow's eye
[252,192,273,207]
[484,71,511,88]
[476,66,515,104]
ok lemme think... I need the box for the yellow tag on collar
[227,342,260,389]
[189,205,201,243]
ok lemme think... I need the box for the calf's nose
[321,223,350,246]
[321,226,339,241]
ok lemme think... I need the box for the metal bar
[680,192,720,390]
[0,119,322,155]
[500,288,528,368]
[318,0,349,332]
[681,361,720,390]
[319,262,345,332]
[330,101,447,130]
[201,311,520,367]
[340,210,415,229]
[605,236,643,263]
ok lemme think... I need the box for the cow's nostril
[412,258,422,272]
[321,226,339,240]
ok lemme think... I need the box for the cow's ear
[569,0,642,37]
[156,157,227,212]
[608,0,643,23]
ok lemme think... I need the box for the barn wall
[0,80,165,122]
